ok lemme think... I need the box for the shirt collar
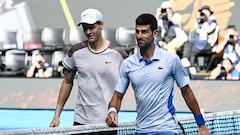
[137,44,161,63]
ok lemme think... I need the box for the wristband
[194,114,205,126]
[108,107,117,114]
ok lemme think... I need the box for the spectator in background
[155,1,175,41]
[208,25,240,80]
[162,13,188,55]
[50,8,128,135]
[155,1,188,56]
[56,61,65,77]
[182,5,219,68]
[26,50,53,78]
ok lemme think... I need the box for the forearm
[207,22,217,34]
[209,65,221,79]
[155,8,161,19]
[26,65,36,77]
[108,91,124,112]
[37,68,45,78]
[181,86,210,135]
[54,79,73,118]
[216,39,228,54]
[181,85,201,115]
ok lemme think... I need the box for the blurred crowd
[154,1,240,80]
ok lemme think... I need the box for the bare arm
[206,21,217,34]
[26,62,52,78]
[37,68,46,78]
[216,39,228,54]
[50,70,76,127]
[155,7,162,19]
[105,91,124,127]
[26,65,36,77]
[181,85,201,115]
[234,42,240,56]
[181,85,210,135]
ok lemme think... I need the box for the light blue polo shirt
[115,45,190,133]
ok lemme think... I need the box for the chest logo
[105,61,112,64]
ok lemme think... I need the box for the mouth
[137,39,144,44]
[87,35,94,40]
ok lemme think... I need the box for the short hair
[135,13,158,32]
[226,25,237,31]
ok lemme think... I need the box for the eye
[135,30,139,34]
[82,23,97,30]
[142,30,147,34]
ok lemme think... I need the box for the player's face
[135,25,156,48]
[82,21,103,43]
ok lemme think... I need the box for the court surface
[0,109,191,130]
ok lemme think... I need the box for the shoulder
[160,47,178,57]
[160,48,180,63]
[208,16,217,24]
[67,41,88,57]
[119,54,136,71]
[108,41,129,59]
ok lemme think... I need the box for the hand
[158,41,166,48]
[198,125,210,135]
[105,112,118,127]
[50,117,60,127]
[155,7,162,18]
[224,32,230,41]
[32,60,40,68]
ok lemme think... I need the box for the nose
[136,32,142,38]
[84,29,91,34]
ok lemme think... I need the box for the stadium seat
[115,27,136,55]
[68,27,86,46]
[102,27,117,45]
[0,30,18,50]
[22,29,42,50]
[51,50,65,77]
[41,27,66,51]
[0,49,27,77]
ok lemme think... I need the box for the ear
[153,29,159,38]
[99,21,104,30]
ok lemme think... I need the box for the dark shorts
[72,121,117,135]
[135,131,178,135]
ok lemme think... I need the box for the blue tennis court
[0,109,191,130]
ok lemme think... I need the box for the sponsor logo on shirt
[105,61,112,64]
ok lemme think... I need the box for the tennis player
[105,13,210,135]
[50,8,128,135]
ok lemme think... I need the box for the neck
[140,43,155,60]
[88,38,109,53]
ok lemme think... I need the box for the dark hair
[226,25,237,31]
[135,13,158,32]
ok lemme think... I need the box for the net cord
[1,110,240,135]
[0,122,135,135]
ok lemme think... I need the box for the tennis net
[1,110,240,135]
[178,109,240,134]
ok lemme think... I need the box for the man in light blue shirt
[106,13,209,135]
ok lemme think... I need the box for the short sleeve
[114,60,130,94]
[173,55,190,88]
